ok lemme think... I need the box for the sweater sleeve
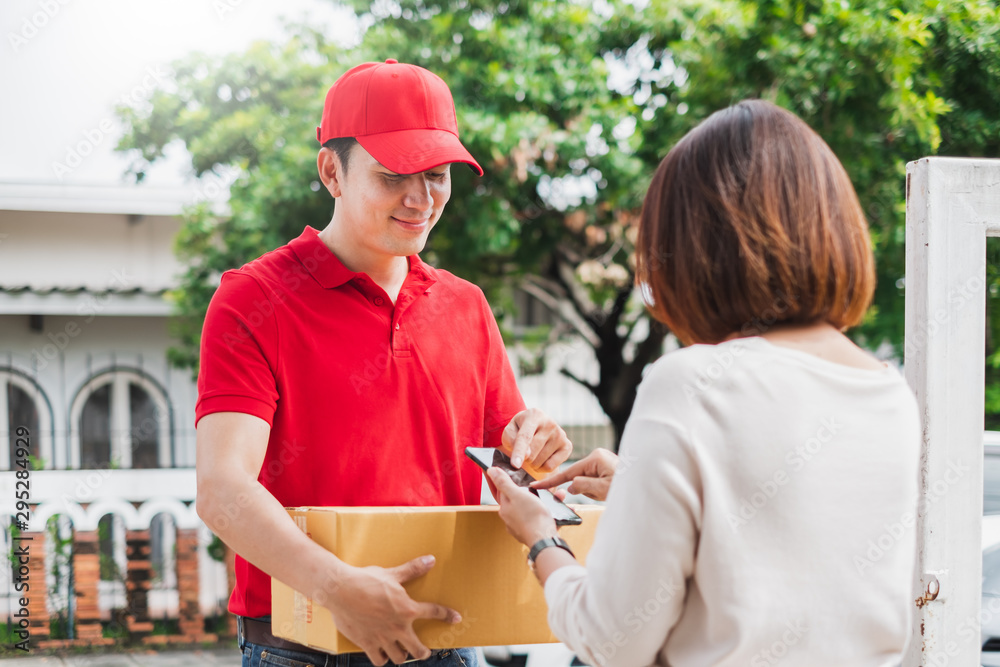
[543,408,702,666]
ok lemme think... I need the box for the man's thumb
[392,555,436,583]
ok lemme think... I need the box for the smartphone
[465,447,583,526]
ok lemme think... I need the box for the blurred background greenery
[116,0,1000,444]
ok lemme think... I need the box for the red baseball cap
[317,59,483,176]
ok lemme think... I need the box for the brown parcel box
[271,504,603,653]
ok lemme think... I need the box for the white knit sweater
[545,337,920,667]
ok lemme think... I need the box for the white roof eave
[0,181,231,217]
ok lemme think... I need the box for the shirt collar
[289,226,438,290]
[289,226,355,288]
[404,252,437,287]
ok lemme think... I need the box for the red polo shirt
[195,226,525,618]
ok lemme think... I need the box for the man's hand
[502,408,573,472]
[487,468,559,548]
[325,555,462,666]
[530,447,619,502]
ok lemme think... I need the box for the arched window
[80,384,111,469]
[0,371,53,470]
[70,371,171,469]
[150,513,177,590]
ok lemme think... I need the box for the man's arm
[195,412,460,666]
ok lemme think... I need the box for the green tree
[118,0,1000,445]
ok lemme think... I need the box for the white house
[0,180,226,644]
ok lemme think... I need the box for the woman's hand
[529,448,619,502]
[487,467,559,547]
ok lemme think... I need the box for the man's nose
[402,176,433,211]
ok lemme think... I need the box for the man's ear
[317,147,344,198]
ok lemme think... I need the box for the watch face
[528,537,573,570]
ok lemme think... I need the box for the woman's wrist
[527,524,560,547]
[531,542,578,586]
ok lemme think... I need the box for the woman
[488,99,919,666]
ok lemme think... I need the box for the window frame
[0,369,54,470]
[68,369,173,469]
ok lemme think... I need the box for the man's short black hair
[322,137,358,175]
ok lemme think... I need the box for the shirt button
[374,297,384,306]
[395,324,400,330]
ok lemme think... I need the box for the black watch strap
[528,536,574,565]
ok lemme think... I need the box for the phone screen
[465,447,583,526]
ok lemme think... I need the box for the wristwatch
[527,536,575,573]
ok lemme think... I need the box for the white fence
[904,157,1000,665]
[0,468,228,619]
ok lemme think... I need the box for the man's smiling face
[333,145,452,261]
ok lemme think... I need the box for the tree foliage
[117,0,1000,444]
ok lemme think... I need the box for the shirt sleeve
[479,291,526,448]
[195,270,280,428]
[543,410,702,666]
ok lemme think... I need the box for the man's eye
[428,172,448,180]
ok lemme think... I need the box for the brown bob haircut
[636,99,875,345]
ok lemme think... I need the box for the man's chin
[390,237,430,258]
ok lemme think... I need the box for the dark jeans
[238,624,477,667]
[240,642,476,667]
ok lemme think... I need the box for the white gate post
[904,157,1000,665]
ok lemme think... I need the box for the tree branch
[560,367,597,393]
[621,320,668,389]
[521,278,601,348]
[551,247,603,331]
[599,284,633,339]
[597,237,625,265]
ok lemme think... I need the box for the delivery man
[194,59,573,667]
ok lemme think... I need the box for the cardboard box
[271,504,603,653]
